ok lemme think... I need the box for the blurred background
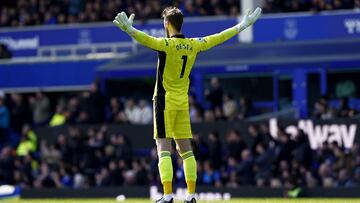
[0,0,360,200]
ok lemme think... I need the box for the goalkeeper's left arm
[197,7,262,52]
[113,12,166,51]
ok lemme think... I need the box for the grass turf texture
[5,199,360,203]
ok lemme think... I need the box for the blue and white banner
[0,185,21,200]
[0,17,237,57]
[254,11,360,42]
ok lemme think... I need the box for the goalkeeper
[113,6,262,203]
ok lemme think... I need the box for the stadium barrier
[21,186,360,199]
[1,10,359,58]
[35,118,360,150]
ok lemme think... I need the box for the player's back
[155,35,200,110]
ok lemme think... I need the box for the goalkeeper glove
[113,12,136,35]
[236,7,262,32]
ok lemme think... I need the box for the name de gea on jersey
[269,118,357,150]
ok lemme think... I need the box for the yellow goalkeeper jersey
[131,27,238,110]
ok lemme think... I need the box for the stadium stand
[263,0,360,13]
[0,80,359,189]
[1,0,360,28]
[0,0,240,27]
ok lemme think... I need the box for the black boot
[184,198,197,203]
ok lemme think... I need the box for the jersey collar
[170,34,185,38]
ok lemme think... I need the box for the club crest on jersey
[176,44,193,51]
[197,38,207,43]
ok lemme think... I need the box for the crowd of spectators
[2,0,360,28]
[263,0,360,13]
[0,0,240,27]
[0,79,259,134]
[312,96,359,120]
[1,79,360,189]
[0,79,359,141]
[1,122,360,190]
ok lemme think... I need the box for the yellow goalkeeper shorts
[153,106,192,140]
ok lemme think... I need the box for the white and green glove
[113,12,136,35]
[236,7,262,32]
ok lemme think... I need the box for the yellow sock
[181,151,197,194]
[186,181,196,194]
[158,151,173,195]
[163,181,172,195]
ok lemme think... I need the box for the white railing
[37,41,137,58]
[0,41,138,64]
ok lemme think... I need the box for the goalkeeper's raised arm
[112,7,262,52]
[112,12,167,51]
[197,7,262,51]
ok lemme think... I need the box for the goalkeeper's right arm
[197,7,262,52]
[113,12,166,51]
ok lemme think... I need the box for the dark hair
[162,7,183,32]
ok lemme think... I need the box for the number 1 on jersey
[180,55,187,78]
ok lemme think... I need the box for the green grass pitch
[5,198,360,203]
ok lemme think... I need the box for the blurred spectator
[16,124,37,156]
[87,82,105,123]
[137,100,152,124]
[200,160,221,186]
[204,109,216,122]
[205,77,223,111]
[40,140,61,165]
[112,134,133,165]
[0,91,9,143]
[29,91,50,125]
[254,143,273,184]
[189,95,203,123]
[248,124,264,154]
[76,92,91,124]
[106,97,124,123]
[313,100,333,120]
[318,162,335,187]
[0,146,15,184]
[222,94,237,120]
[33,162,62,188]
[336,169,357,187]
[8,93,31,133]
[124,98,141,124]
[67,97,81,124]
[275,128,295,163]
[293,130,312,167]
[237,149,254,185]
[338,97,351,118]
[238,97,255,119]
[225,130,247,160]
[207,131,222,170]
[49,105,67,127]
[191,132,209,162]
